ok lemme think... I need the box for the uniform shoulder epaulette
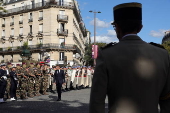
[149,42,165,49]
[101,42,117,50]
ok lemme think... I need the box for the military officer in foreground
[90,2,170,113]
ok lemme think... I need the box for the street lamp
[89,10,101,66]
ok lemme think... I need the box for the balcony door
[59,38,65,48]
[59,23,65,32]
[59,52,64,61]
[59,0,64,6]
[59,10,65,19]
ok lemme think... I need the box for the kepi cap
[111,2,142,25]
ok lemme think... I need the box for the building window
[39,11,43,20]
[11,16,14,22]
[19,27,23,35]
[59,0,64,6]
[20,15,23,21]
[29,25,32,33]
[59,38,65,48]
[11,28,14,36]
[2,18,5,24]
[31,1,34,8]
[29,12,33,20]
[28,40,32,45]
[59,23,65,31]
[39,24,43,33]
[19,40,23,46]
[59,10,65,15]
[2,30,5,37]
[39,11,43,17]
[59,52,64,61]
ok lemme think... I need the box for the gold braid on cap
[114,2,142,10]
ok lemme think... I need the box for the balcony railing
[57,29,68,36]
[0,43,76,53]
[38,17,43,21]
[38,31,43,34]
[28,32,32,35]
[1,1,74,15]
[10,22,14,26]
[2,24,5,27]
[10,35,14,37]
[28,18,33,22]
[19,33,23,36]
[19,20,23,24]
[57,15,68,22]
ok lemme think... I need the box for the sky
[76,0,170,44]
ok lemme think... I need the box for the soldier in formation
[0,63,94,102]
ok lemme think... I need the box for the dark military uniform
[90,2,170,113]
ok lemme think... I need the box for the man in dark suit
[9,67,18,101]
[54,65,65,101]
[90,2,170,113]
[0,64,7,103]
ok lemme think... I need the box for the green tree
[162,41,170,54]
[83,42,107,66]
[23,41,29,49]
[0,2,7,12]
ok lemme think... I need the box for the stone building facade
[0,0,90,66]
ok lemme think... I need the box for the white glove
[2,76,7,80]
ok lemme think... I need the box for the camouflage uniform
[5,77,11,99]
[33,68,41,96]
[15,66,22,99]
[20,72,28,99]
[40,65,48,95]
[25,68,35,98]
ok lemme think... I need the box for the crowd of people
[0,62,94,103]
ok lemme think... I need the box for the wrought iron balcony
[19,20,23,24]
[57,15,68,22]
[1,37,6,43]
[10,35,14,38]
[28,32,32,35]
[38,31,43,34]
[1,1,74,15]
[2,24,5,27]
[57,29,68,36]
[38,17,43,21]
[0,43,79,55]
[28,18,33,23]
[19,33,23,36]
[10,22,14,26]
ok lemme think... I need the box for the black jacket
[90,35,170,113]
[54,70,65,84]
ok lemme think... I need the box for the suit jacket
[54,69,65,84]
[9,71,18,85]
[90,35,170,113]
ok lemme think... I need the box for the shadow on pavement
[0,97,108,113]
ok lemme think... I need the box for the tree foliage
[83,42,107,66]
[162,41,170,54]
[0,2,7,13]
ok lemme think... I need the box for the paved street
[0,88,108,113]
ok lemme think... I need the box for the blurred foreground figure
[90,2,170,113]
